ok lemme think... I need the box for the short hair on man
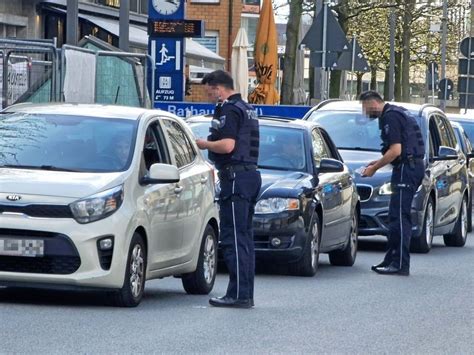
[358,90,384,102]
[201,70,234,90]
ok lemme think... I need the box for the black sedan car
[187,115,360,276]
[449,121,474,232]
[304,101,469,253]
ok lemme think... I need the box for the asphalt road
[0,235,472,354]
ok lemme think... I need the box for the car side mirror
[432,146,458,161]
[140,163,180,185]
[317,158,344,174]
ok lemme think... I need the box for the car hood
[0,168,125,199]
[258,169,312,199]
[339,149,392,186]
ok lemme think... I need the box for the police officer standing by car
[359,91,425,276]
[196,70,261,308]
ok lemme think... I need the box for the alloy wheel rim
[130,244,144,298]
[461,200,468,241]
[203,234,216,284]
[426,203,434,247]
[311,222,319,269]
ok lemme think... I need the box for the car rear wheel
[182,224,217,294]
[289,214,320,277]
[443,197,468,247]
[467,199,472,233]
[411,197,434,253]
[113,233,147,307]
[329,210,358,266]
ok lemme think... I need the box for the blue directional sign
[149,0,186,104]
[150,38,184,102]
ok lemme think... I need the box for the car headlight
[70,185,124,224]
[255,198,300,214]
[379,182,393,195]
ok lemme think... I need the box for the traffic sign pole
[431,62,435,104]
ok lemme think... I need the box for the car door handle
[174,185,184,194]
[200,176,208,184]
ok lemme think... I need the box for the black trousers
[218,169,261,300]
[384,162,425,271]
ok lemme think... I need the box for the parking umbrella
[248,0,279,104]
[231,27,250,102]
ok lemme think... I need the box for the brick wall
[186,0,242,72]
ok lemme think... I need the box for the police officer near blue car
[359,91,425,276]
[196,70,261,308]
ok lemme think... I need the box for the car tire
[289,213,320,277]
[112,233,147,307]
[411,197,434,253]
[443,197,468,247]
[467,199,472,233]
[329,210,358,266]
[182,224,217,294]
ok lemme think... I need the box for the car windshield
[308,111,381,151]
[455,120,474,144]
[189,121,307,171]
[0,113,137,172]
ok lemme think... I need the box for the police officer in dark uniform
[359,91,425,276]
[196,70,261,307]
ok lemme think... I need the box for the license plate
[0,239,44,257]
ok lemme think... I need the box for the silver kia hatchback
[0,103,219,307]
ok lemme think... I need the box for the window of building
[241,15,258,67]
[193,30,219,54]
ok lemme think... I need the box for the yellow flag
[248,0,279,105]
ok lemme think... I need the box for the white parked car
[0,104,219,307]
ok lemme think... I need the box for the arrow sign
[301,7,350,53]
[335,38,370,72]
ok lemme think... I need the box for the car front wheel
[182,224,217,294]
[113,233,147,307]
[329,210,358,266]
[411,197,434,253]
[289,213,320,277]
[444,197,468,247]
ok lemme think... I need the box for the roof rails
[418,103,438,117]
[312,99,342,111]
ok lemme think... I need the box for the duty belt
[218,164,257,181]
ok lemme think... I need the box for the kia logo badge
[6,195,21,202]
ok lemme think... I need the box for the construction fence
[0,37,154,109]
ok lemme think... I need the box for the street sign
[150,38,184,102]
[301,7,350,53]
[458,77,474,93]
[427,62,439,91]
[335,38,370,72]
[310,51,339,69]
[458,93,474,109]
[458,58,474,75]
[438,78,453,100]
[460,37,474,58]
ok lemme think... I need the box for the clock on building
[152,0,181,15]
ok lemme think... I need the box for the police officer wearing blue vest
[359,91,425,276]
[196,70,261,308]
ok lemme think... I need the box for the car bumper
[359,205,423,237]
[252,212,307,263]
[0,210,133,290]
